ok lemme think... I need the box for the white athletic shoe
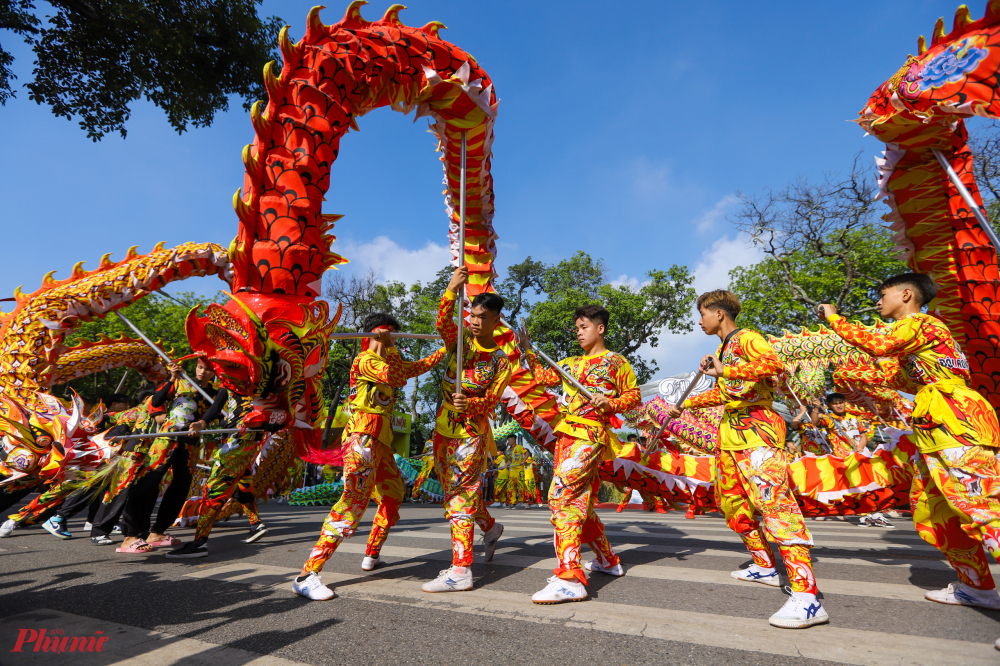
[583,559,625,577]
[83,522,93,532]
[293,572,336,601]
[489,502,503,508]
[925,581,1000,609]
[0,519,16,538]
[421,566,473,593]
[361,556,381,571]
[481,522,503,562]
[532,575,588,604]
[768,593,830,629]
[731,563,781,587]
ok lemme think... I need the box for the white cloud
[629,157,673,198]
[639,235,764,378]
[333,236,451,286]
[610,274,640,290]
[694,194,740,233]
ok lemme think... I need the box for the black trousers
[121,445,192,537]
[0,485,36,515]
[56,485,102,522]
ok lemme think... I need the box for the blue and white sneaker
[532,575,588,604]
[926,581,1000,609]
[43,516,72,539]
[732,563,781,587]
[481,522,503,562]
[421,566,473,593]
[769,592,829,628]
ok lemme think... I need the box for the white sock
[791,591,818,602]
[452,566,470,574]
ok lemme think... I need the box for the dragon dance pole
[114,368,130,393]
[328,332,443,341]
[114,311,215,405]
[455,130,468,397]
[932,148,1000,253]
[109,428,264,441]
[647,371,704,454]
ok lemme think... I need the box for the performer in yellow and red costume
[293,313,445,601]
[519,304,640,604]
[420,267,511,593]
[668,290,828,629]
[820,273,1000,611]
[812,393,874,457]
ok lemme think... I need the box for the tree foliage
[727,154,908,336]
[1,0,283,140]
[497,252,696,384]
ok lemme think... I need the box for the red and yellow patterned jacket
[526,349,640,447]
[347,346,446,447]
[817,412,874,457]
[829,313,999,452]
[435,291,512,441]
[684,329,786,451]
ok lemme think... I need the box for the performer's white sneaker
[532,576,588,604]
[481,522,503,562]
[421,566,473,592]
[489,502,502,508]
[361,555,381,571]
[732,563,781,587]
[583,559,625,577]
[293,572,336,601]
[0,519,17,538]
[925,581,1000,609]
[768,593,829,629]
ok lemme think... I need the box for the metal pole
[647,371,704,454]
[328,332,443,341]
[518,318,594,400]
[114,311,215,405]
[114,368,130,393]
[932,148,1000,252]
[110,428,263,441]
[455,131,468,397]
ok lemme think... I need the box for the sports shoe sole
[532,595,589,605]
[421,585,473,593]
[42,522,72,540]
[294,589,336,601]
[584,563,625,577]
[768,614,830,629]
[165,551,208,559]
[244,528,269,543]
[731,571,781,587]
[484,524,504,562]
[925,592,1000,609]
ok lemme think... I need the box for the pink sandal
[116,539,153,553]
[146,535,181,548]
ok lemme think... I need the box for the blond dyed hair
[696,289,741,321]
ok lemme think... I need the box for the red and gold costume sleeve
[685,385,724,410]
[356,348,406,386]
[402,347,447,381]
[524,350,562,388]
[608,363,640,414]
[828,314,916,357]
[436,290,459,349]
[722,334,783,381]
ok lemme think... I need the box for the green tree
[57,289,227,401]
[727,155,908,336]
[1,1,282,139]
[498,251,696,384]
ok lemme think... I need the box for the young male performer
[293,314,445,600]
[667,290,828,628]
[819,273,1000,609]
[519,304,640,604]
[813,393,873,458]
[420,266,510,593]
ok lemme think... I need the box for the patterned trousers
[433,433,495,567]
[302,433,405,573]
[549,436,619,585]
[717,446,818,594]
[193,431,263,541]
[911,445,1000,590]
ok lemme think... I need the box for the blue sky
[0,0,979,376]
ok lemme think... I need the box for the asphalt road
[0,499,997,666]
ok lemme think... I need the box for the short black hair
[627,434,637,442]
[104,393,129,406]
[471,292,505,314]
[574,304,609,329]
[135,389,155,406]
[879,273,938,306]
[362,312,401,332]
[826,392,846,405]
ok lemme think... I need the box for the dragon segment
[859,2,1000,408]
